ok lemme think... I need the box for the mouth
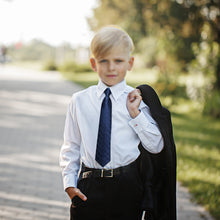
[107,74,117,78]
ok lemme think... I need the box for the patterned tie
[95,88,112,167]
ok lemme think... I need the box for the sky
[0,0,98,47]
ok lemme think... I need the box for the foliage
[59,61,93,73]
[43,60,58,71]
[173,111,220,220]
[8,39,56,61]
[88,0,220,89]
[154,80,186,98]
[88,0,199,64]
[203,89,220,118]
[7,40,79,65]
[60,71,98,88]
[187,22,219,92]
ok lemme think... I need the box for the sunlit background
[0,0,97,46]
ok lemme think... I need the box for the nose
[108,61,115,71]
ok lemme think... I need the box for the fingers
[74,188,87,201]
[127,89,142,118]
[128,89,142,102]
[66,187,87,201]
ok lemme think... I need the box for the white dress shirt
[59,80,164,190]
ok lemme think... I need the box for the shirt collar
[96,80,127,101]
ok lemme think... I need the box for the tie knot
[104,88,111,97]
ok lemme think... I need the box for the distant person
[59,26,176,220]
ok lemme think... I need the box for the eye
[99,59,107,63]
[115,59,123,63]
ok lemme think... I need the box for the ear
[90,58,97,72]
[128,56,134,71]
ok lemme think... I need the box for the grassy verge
[173,111,220,219]
[61,70,220,220]
[60,71,99,88]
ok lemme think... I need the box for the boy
[59,26,164,220]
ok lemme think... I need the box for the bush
[153,77,187,99]
[203,90,220,118]
[59,61,92,73]
[43,60,58,71]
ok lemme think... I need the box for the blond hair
[90,26,134,58]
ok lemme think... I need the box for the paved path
[0,65,214,220]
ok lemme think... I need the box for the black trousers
[70,160,143,220]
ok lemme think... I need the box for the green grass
[60,71,99,88]
[173,112,220,219]
[61,70,220,220]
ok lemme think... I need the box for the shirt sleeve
[59,95,81,190]
[128,105,164,153]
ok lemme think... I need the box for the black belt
[80,159,138,179]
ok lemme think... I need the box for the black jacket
[136,84,177,220]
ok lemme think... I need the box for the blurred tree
[176,0,220,88]
[8,39,56,61]
[88,0,220,89]
[8,39,76,64]
[88,0,198,62]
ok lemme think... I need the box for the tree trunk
[216,52,220,90]
[215,16,220,90]
[132,0,147,36]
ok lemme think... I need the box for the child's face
[90,46,134,87]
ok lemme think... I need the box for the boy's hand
[127,89,142,118]
[66,187,87,201]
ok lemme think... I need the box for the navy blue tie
[95,88,112,167]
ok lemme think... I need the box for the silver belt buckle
[101,169,113,178]
[82,171,92,179]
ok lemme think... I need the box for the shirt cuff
[63,173,78,191]
[129,111,150,133]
